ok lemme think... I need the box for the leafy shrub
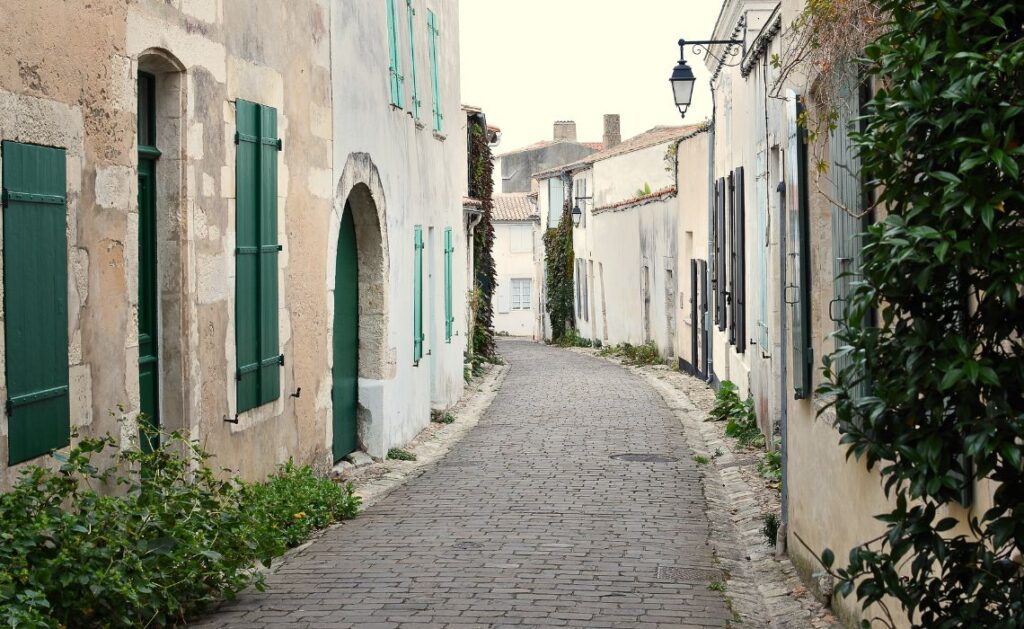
[693,455,711,465]
[817,1,1024,624]
[757,449,782,482]
[598,342,661,366]
[762,512,780,548]
[555,330,593,348]
[386,448,417,461]
[0,425,359,627]
[712,381,764,448]
[241,461,360,549]
[430,409,456,425]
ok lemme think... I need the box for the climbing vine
[818,1,1024,626]
[469,122,497,360]
[543,195,575,341]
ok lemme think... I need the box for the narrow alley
[196,339,732,628]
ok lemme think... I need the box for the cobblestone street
[195,339,732,628]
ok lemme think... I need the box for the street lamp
[669,38,744,119]
[571,205,583,227]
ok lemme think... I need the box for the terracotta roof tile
[493,193,537,222]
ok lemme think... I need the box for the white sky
[459,1,724,154]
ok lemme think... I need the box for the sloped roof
[497,138,603,158]
[532,125,704,179]
[493,193,537,222]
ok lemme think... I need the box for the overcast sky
[460,1,724,154]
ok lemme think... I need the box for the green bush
[598,341,661,366]
[0,425,360,627]
[386,448,417,461]
[555,330,593,348]
[757,449,782,482]
[762,512,780,548]
[712,381,764,448]
[430,409,455,424]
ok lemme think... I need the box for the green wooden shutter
[427,10,442,132]
[444,227,453,342]
[413,226,424,363]
[786,90,813,399]
[406,0,420,119]
[2,141,70,464]
[235,99,282,414]
[386,0,405,108]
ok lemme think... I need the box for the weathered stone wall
[0,0,335,486]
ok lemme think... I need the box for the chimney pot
[553,120,577,142]
[603,114,621,149]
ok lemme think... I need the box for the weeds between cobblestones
[569,346,839,628]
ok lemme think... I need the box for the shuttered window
[755,149,770,352]
[547,178,564,229]
[830,82,871,397]
[511,278,532,310]
[443,227,453,342]
[2,141,70,464]
[386,0,405,108]
[413,225,424,364]
[406,0,421,119]
[786,91,813,399]
[235,99,282,414]
[427,9,442,132]
[734,167,747,354]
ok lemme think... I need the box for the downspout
[706,82,716,384]
[777,179,789,528]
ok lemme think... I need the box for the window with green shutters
[386,0,405,108]
[406,0,421,119]
[443,227,453,342]
[2,141,70,464]
[427,9,443,132]
[413,226,424,364]
[235,99,283,414]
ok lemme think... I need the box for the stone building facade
[0,0,468,487]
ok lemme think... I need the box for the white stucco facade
[331,0,467,458]
[492,221,542,337]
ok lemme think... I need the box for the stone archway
[327,153,392,458]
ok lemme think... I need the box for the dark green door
[332,203,359,461]
[138,72,160,449]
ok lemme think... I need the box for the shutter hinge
[235,370,242,382]
[233,131,240,145]
[0,188,8,209]
[4,399,11,416]
[276,138,283,151]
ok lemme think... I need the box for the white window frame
[510,277,532,311]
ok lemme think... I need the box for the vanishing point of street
[196,339,732,628]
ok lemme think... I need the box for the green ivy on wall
[469,122,497,360]
[543,194,575,342]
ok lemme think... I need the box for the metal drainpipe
[777,179,789,525]
[706,87,716,384]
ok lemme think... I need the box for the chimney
[553,120,577,142]
[603,114,621,149]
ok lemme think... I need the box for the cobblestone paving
[194,339,732,628]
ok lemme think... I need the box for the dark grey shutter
[786,91,813,399]
[699,259,709,378]
[735,167,746,354]
[689,258,698,375]
[728,172,736,346]
[715,177,727,331]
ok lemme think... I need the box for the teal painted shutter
[786,91,813,399]
[235,100,282,413]
[444,227,453,342]
[406,0,420,119]
[387,0,405,108]
[2,141,70,464]
[427,10,442,132]
[413,226,424,363]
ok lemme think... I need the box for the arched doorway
[330,155,390,461]
[332,202,359,460]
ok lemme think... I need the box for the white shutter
[497,278,510,313]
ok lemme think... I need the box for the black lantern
[571,205,583,227]
[669,42,697,117]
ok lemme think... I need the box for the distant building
[491,193,542,338]
[496,119,606,195]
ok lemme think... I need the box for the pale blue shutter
[386,0,405,108]
[406,0,420,119]
[427,10,442,131]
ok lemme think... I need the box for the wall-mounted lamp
[571,205,583,227]
[669,38,744,118]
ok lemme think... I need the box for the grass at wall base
[0,422,360,627]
